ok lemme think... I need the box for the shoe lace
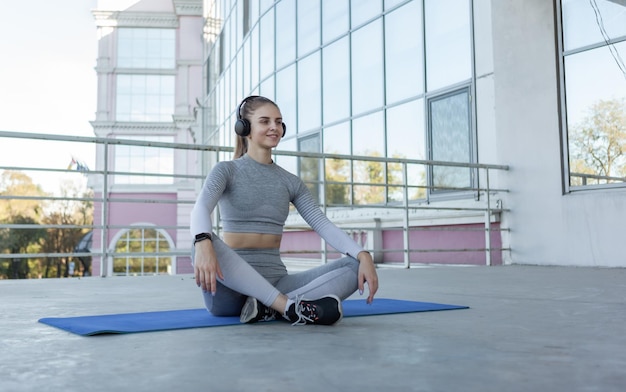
[291,295,318,326]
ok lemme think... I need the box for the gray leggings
[194,236,360,317]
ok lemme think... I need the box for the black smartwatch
[194,232,212,245]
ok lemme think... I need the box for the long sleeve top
[190,154,364,258]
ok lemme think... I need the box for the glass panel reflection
[323,37,350,124]
[385,1,424,104]
[298,0,321,56]
[298,52,322,132]
[564,43,626,186]
[351,20,384,115]
[299,135,321,204]
[322,0,349,44]
[562,0,626,51]
[429,89,472,191]
[424,0,471,91]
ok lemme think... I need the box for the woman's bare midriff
[223,232,282,249]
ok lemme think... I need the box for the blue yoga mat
[38,298,468,336]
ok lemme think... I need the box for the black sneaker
[240,296,278,324]
[285,295,343,325]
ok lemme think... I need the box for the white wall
[490,0,626,266]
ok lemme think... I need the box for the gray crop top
[190,154,364,258]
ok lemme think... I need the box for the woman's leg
[274,256,360,301]
[192,237,286,316]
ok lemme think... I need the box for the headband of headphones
[234,96,287,137]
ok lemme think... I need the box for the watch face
[195,233,211,242]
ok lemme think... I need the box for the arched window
[112,228,172,276]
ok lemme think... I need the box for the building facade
[200,0,626,267]
[91,0,626,273]
[91,0,204,276]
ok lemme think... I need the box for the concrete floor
[1,265,625,392]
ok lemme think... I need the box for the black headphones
[234,96,287,137]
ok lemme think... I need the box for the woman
[191,95,378,325]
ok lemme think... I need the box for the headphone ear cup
[234,118,250,136]
[282,123,287,137]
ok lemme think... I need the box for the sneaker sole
[239,297,259,323]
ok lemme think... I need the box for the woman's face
[247,103,284,150]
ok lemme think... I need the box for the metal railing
[0,130,510,278]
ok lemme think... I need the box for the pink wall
[92,192,178,275]
[382,223,503,265]
[280,223,503,266]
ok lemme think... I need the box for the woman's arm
[293,182,379,302]
[190,162,230,238]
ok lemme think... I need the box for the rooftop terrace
[3,265,625,391]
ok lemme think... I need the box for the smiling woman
[189,95,379,326]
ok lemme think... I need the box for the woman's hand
[356,251,379,304]
[194,240,224,295]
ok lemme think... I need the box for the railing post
[100,140,109,277]
[484,168,492,266]
[402,162,410,268]
[321,155,328,264]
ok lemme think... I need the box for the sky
[0,0,98,194]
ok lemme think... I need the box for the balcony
[0,130,510,279]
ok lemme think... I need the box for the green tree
[325,157,350,205]
[354,151,385,204]
[40,179,94,278]
[570,98,626,185]
[0,215,46,278]
[0,171,47,221]
[0,171,47,279]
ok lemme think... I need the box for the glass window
[297,52,322,132]
[117,28,175,69]
[351,20,384,115]
[323,37,350,124]
[562,0,626,51]
[260,0,273,14]
[564,43,626,186]
[250,0,259,22]
[276,63,297,132]
[428,88,473,192]
[385,1,424,104]
[324,121,351,155]
[424,0,472,91]
[322,0,349,44]
[324,122,352,205]
[243,0,251,36]
[114,135,174,185]
[260,74,274,99]
[259,10,275,79]
[116,75,175,122]
[275,0,296,69]
[223,18,231,67]
[384,0,407,11]
[250,25,260,89]
[113,228,172,276]
[275,137,297,172]
[352,111,385,157]
[386,100,427,200]
[298,1,321,56]
[243,34,251,93]
[299,135,321,204]
[561,0,626,188]
[351,0,382,28]
[352,111,385,204]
